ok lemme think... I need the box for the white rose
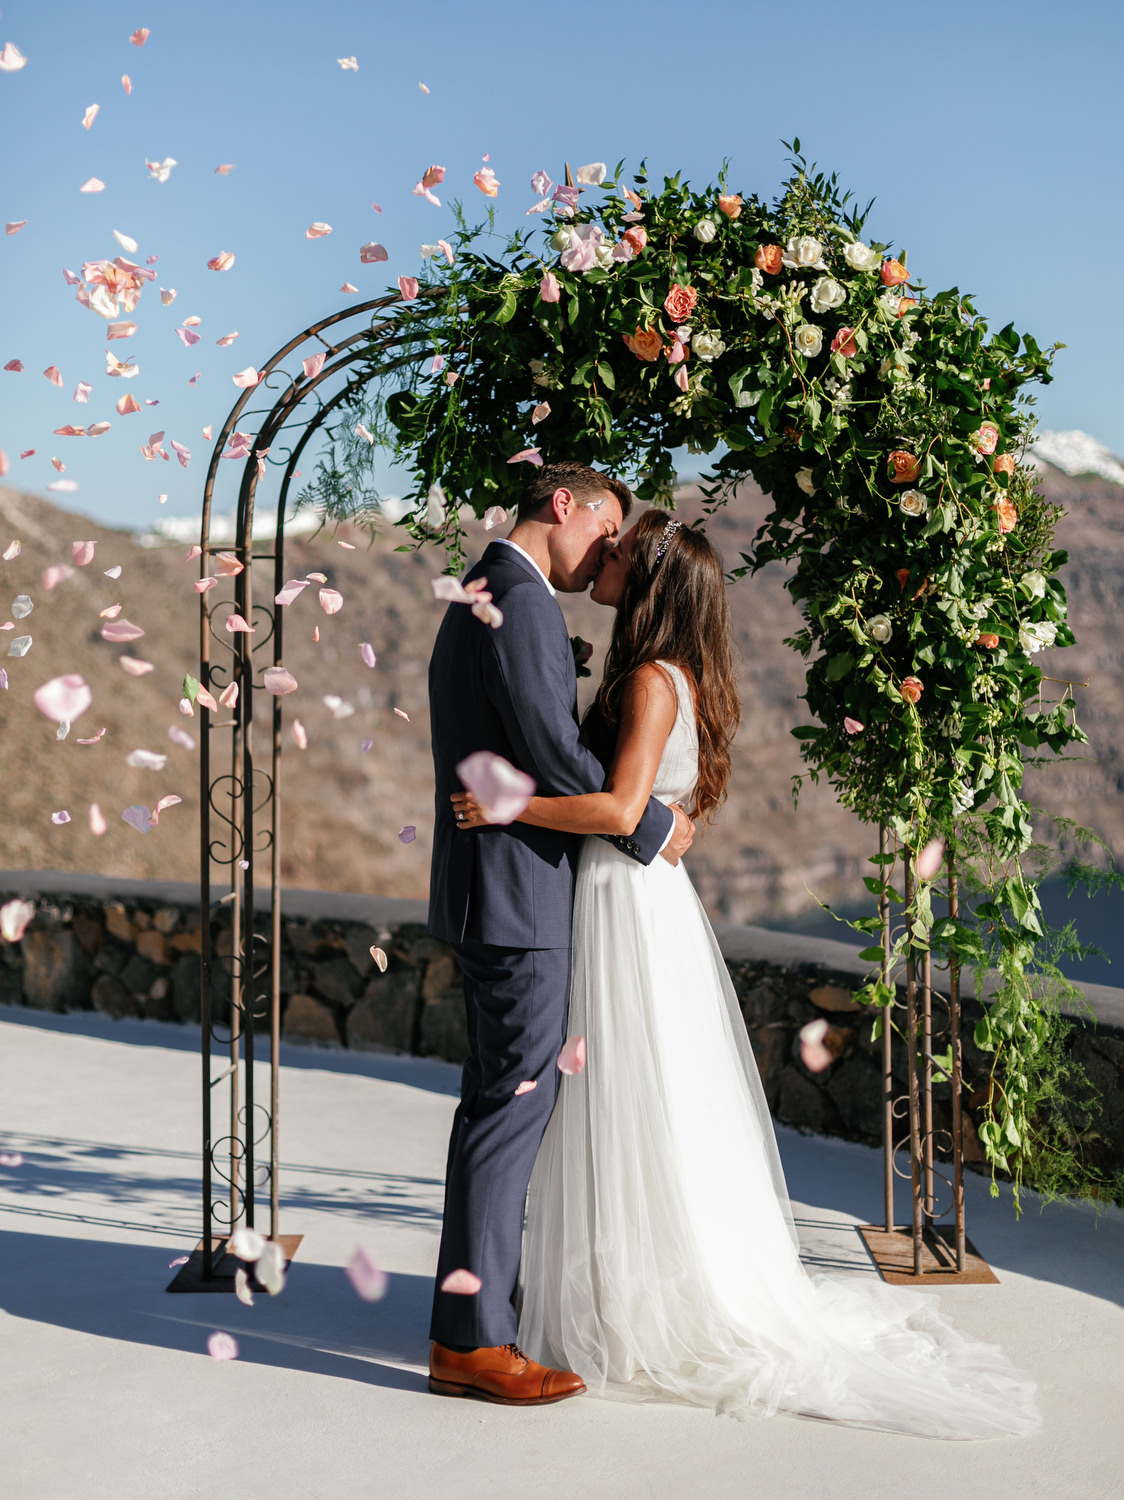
[782,235,827,270]
[1018,620,1058,654]
[691,330,726,361]
[694,218,717,243]
[594,243,615,268]
[796,467,816,496]
[809,277,846,315]
[843,240,880,272]
[1020,570,1047,600]
[549,228,570,251]
[898,489,929,519]
[793,324,823,358]
[865,614,893,644]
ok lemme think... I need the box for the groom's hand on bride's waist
[659,803,695,867]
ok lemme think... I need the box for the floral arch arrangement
[306,149,1112,1205]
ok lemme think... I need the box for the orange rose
[663,283,697,322]
[622,224,648,256]
[897,297,918,318]
[754,244,783,276]
[994,497,1018,534]
[880,258,910,286]
[622,325,663,362]
[895,569,927,598]
[887,450,921,485]
[718,194,742,219]
[900,676,923,704]
[976,633,1000,649]
[993,453,1016,477]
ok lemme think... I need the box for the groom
[426,460,694,1405]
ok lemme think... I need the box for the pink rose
[887,450,921,485]
[754,244,783,276]
[994,498,1018,534]
[974,422,1000,455]
[900,676,923,704]
[830,327,857,358]
[717,194,742,219]
[976,633,1000,649]
[540,272,561,303]
[663,283,697,322]
[622,224,648,256]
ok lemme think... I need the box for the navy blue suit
[427,540,673,1348]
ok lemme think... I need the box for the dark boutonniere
[571,635,593,678]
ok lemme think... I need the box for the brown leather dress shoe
[429,1342,586,1406]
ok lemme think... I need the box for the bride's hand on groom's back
[659,803,695,867]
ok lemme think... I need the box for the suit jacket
[427,541,675,949]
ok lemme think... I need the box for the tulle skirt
[517,838,1039,1439]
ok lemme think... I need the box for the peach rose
[974,422,1000,455]
[663,283,697,322]
[754,244,783,276]
[623,224,648,256]
[993,452,1016,477]
[897,297,918,318]
[900,676,923,704]
[830,326,857,357]
[976,633,1000,649]
[994,497,1018,534]
[622,325,663,362]
[717,194,742,219]
[880,259,910,286]
[887,450,921,485]
[895,569,928,598]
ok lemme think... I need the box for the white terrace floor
[1,1004,1122,1500]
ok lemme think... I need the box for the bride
[451,510,1039,1439]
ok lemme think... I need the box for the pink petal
[370,945,388,972]
[53,426,85,437]
[86,421,110,435]
[394,707,410,722]
[318,588,343,615]
[176,327,201,347]
[100,619,145,642]
[51,810,72,825]
[263,666,298,696]
[421,165,446,189]
[305,222,332,239]
[673,365,689,392]
[507,449,543,466]
[119,656,155,676]
[76,726,106,744]
[106,321,137,341]
[214,164,236,175]
[483,506,508,531]
[4,360,23,372]
[799,1018,833,1073]
[915,838,946,882]
[275,579,309,606]
[99,603,122,618]
[41,564,75,590]
[195,687,218,711]
[473,168,500,197]
[360,739,373,752]
[418,82,430,93]
[5,220,27,236]
[121,74,132,94]
[437,240,454,265]
[184,544,202,561]
[72,540,96,566]
[207,1332,239,1362]
[428,354,445,375]
[203,425,213,441]
[359,242,387,264]
[149,794,182,826]
[0,1151,23,1166]
[89,803,107,835]
[18,450,34,459]
[34,674,92,723]
[43,365,63,386]
[214,552,244,576]
[302,352,326,380]
[557,1035,586,1076]
[116,393,141,415]
[430,576,473,604]
[456,750,535,824]
[167,725,196,750]
[346,1247,389,1302]
[359,642,376,668]
[232,367,259,388]
[218,680,239,708]
[224,612,255,633]
[129,27,150,46]
[340,282,359,294]
[70,380,90,403]
[0,898,36,942]
[51,458,66,471]
[398,826,417,844]
[539,272,561,303]
[207,251,235,272]
[531,403,550,425]
[81,104,100,130]
[843,717,864,735]
[398,276,419,302]
[292,719,308,749]
[440,1269,482,1295]
[216,331,239,345]
[160,288,177,306]
[514,1079,537,1096]
[79,178,106,193]
[171,440,190,468]
[121,805,153,835]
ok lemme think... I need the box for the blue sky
[1,0,1120,531]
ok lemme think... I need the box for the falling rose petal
[514,1080,537,1096]
[338,540,355,549]
[126,748,167,770]
[323,695,354,720]
[176,327,201,347]
[121,804,153,834]
[232,367,259,388]
[130,27,150,46]
[76,726,106,744]
[275,579,309,606]
[46,481,79,495]
[44,365,64,386]
[80,178,106,193]
[0,1151,24,1166]
[101,618,144,642]
[184,544,203,562]
[19,450,34,459]
[799,1018,834,1073]
[398,826,417,845]
[507,449,543,467]
[192,575,217,594]
[302,352,326,380]
[214,163,236,175]
[112,229,137,253]
[207,251,235,272]
[359,643,376,669]
[196,687,218,711]
[393,707,410,722]
[674,364,689,393]
[437,239,454,265]
[418,81,430,93]
[42,564,74,590]
[116,393,141,415]
[360,739,372,753]
[843,717,864,735]
[149,794,182,826]
[256,1241,286,1295]
[119,656,154,676]
[214,552,244,576]
[336,56,359,70]
[207,1332,239,1362]
[291,719,308,749]
[224,613,255,633]
[218,681,238,709]
[263,666,298,696]
[51,458,66,472]
[11,596,32,619]
[168,725,196,750]
[457,750,535,824]
[74,381,92,403]
[2,541,19,561]
[369,945,388,972]
[51,810,72,825]
[398,276,419,302]
[347,1247,388,1302]
[234,1268,254,1307]
[428,354,445,375]
[212,332,240,349]
[105,351,138,378]
[473,168,500,197]
[557,1035,586,1076]
[107,322,137,341]
[440,1269,482,1295]
[430,576,473,604]
[5,220,27,236]
[359,242,388,264]
[105,565,122,578]
[305,222,332,239]
[0,898,36,942]
[306,572,328,583]
[99,603,122,618]
[574,162,608,185]
[4,360,24,372]
[0,42,28,70]
[34,674,92,722]
[531,403,551,425]
[72,540,96,566]
[202,425,213,441]
[318,588,343,615]
[53,426,85,438]
[160,287,177,306]
[340,282,359,294]
[483,506,508,531]
[355,423,374,445]
[121,74,132,94]
[89,803,108,835]
[313,627,320,643]
[171,439,190,467]
[915,838,946,882]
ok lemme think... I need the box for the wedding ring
[457,812,465,821]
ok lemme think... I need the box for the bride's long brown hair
[583,511,741,824]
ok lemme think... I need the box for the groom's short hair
[517,461,632,520]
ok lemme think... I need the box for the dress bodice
[651,661,698,807]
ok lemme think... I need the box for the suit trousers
[429,941,571,1349]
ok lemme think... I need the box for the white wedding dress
[518,663,1039,1439]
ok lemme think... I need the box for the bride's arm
[453,663,678,837]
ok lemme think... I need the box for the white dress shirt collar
[492,536,556,596]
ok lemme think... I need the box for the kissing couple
[424,459,1037,1437]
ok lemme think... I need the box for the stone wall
[3,870,1123,1181]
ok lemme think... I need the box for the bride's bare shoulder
[620,662,680,716]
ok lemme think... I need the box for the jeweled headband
[654,518,683,562]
